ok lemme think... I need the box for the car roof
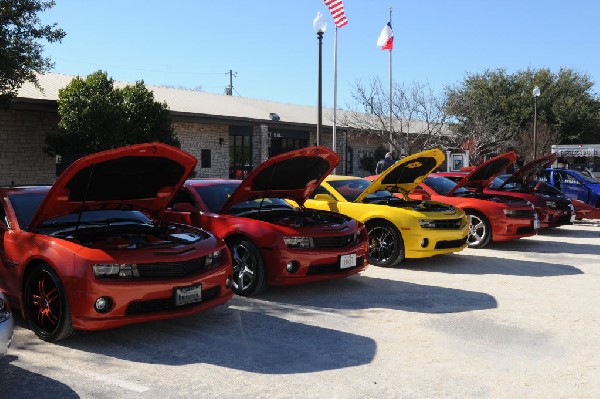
[0,185,51,195]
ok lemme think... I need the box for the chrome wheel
[229,238,267,296]
[467,212,491,248]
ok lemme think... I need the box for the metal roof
[15,72,444,134]
[16,72,330,126]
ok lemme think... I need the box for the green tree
[0,0,65,106]
[446,68,600,163]
[46,71,179,161]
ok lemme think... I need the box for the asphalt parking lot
[1,221,599,399]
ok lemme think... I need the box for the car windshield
[327,178,393,202]
[9,191,153,230]
[9,192,46,229]
[489,175,523,190]
[424,176,470,196]
[567,170,599,184]
[193,183,293,213]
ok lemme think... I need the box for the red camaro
[411,152,539,248]
[0,143,233,342]
[485,153,575,228]
[165,146,369,296]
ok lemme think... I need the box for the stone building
[1,73,401,185]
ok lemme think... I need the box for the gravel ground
[1,221,599,399]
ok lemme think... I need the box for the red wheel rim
[29,274,61,333]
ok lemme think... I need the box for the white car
[0,291,14,357]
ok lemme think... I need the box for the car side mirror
[314,193,337,203]
[172,203,196,212]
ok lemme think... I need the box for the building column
[253,124,270,166]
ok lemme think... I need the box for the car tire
[466,211,492,248]
[229,238,268,296]
[366,220,405,267]
[24,264,75,342]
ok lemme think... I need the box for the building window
[268,129,309,157]
[200,149,211,168]
[229,126,253,179]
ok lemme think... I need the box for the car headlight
[92,263,139,278]
[283,236,314,248]
[418,219,437,228]
[0,297,11,323]
[205,250,223,267]
[545,201,558,209]
[503,209,522,218]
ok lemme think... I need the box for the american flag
[323,0,348,28]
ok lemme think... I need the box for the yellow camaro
[304,149,469,267]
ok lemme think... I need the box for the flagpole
[333,26,338,174]
[388,6,393,154]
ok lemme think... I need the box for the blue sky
[40,1,600,108]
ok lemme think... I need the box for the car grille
[313,233,357,248]
[136,257,208,279]
[516,226,536,235]
[425,218,464,229]
[306,256,365,275]
[554,201,571,210]
[125,286,221,315]
[434,236,468,250]
[507,210,536,218]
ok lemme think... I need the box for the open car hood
[221,146,339,212]
[499,153,557,189]
[28,142,197,231]
[355,149,444,202]
[448,151,516,195]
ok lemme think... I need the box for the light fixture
[313,11,327,146]
[532,86,541,159]
[269,112,280,121]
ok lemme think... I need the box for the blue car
[539,168,600,208]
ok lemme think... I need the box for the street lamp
[532,85,541,159]
[313,11,327,146]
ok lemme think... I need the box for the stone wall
[0,109,58,185]
[173,122,229,178]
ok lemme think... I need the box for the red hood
[28,142,197,231]
[448,151,517,195]
[499,153,557,189]
[221,146,339,212]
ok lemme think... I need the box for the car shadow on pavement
[257,276,497,314]
[52,307,376,373]
[487,238,600,256]
[537,226,600,239]
[0,355,79,398]
[401,254,584,276]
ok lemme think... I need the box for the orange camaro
[0,143,233,342]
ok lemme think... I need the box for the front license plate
[340,254,357,269]
[174,284,202,306]
[533,219,541,229]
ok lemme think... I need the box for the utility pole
[225,70,236,95]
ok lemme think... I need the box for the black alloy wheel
[367,220,404,267]
[24,264,75,342]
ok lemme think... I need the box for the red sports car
[485,153,575,228]
[411,152,539,248]
[0,143,233,342]
[164,146,369,296]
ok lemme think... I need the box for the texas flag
[377,22,394,50]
